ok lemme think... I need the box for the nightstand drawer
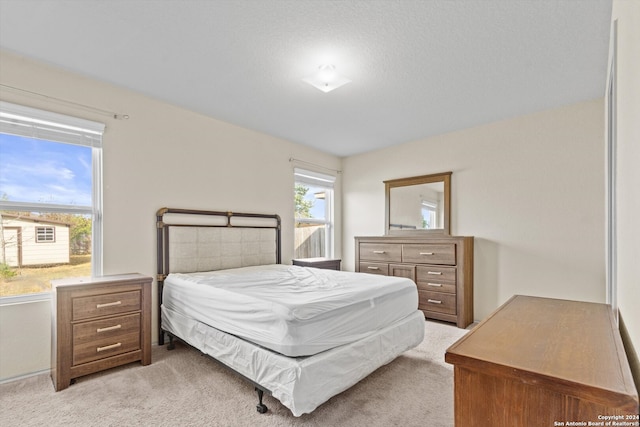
[73,290,141,321]
[73,313,141,347]
[73,329,141,365]
[418,290,456,315]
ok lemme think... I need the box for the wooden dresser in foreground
[51,273,152,391]
[355,235,474,328]
[445,295,639,426]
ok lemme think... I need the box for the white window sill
[0,292,52,306]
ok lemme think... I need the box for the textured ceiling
[0,0,612,157]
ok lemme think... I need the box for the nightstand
[292,257,341,270]
[51,273,152,391]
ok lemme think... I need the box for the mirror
[384,172,451,235]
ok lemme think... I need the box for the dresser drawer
[359,262,389,275]
[359,243,402,262]
[419,290,456,315]
[73,290,141,321]
[416,265,456,288]
[417,281,457,294]
[402,244,456,265]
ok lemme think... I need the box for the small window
[35,227,55,243]
[294,168,336,258]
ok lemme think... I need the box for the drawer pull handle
[372,250,385,254]
[427,283,443,287]
[97,324,122,333]
[419,252,434,255]
[427,271,442,275]
[96,342,122,352]
[96,301,122,309]
[367,266,380,270]
[428,299,443,304]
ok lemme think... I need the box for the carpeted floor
[0,320,468,427]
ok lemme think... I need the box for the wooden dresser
[355,235,473,328]
[51,273,152,391]
[445,295,639,426]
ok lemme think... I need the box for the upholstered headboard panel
[168,226,278,273]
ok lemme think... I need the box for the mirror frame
[384,171,452,235]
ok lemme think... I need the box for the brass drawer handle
[427,271,442,275]
[96,342,122,352]
[428,299,443,304]
[96,301,122,309]
[419,252,434,255]
[372,250,385,254]
[427,283,443,287]
[97,324,122,333]
[367,266,380,270]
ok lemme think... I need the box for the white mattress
[162,264,419,356]
[161,305,425,416]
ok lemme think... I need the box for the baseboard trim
[0,368,50,385]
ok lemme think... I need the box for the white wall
[0,50,342,380]
[342,99,605,321]
[612,0,640,381]
[0,300,50,380]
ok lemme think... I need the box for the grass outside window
[0,255,91,297]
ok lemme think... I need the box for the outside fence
[294,225,325,258]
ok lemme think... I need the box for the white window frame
[0,101,104,297]
[294,168,336,258]
[35,226,55,243]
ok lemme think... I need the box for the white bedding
[161,305,425,416]
[163,264,419,356]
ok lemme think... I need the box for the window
[294,168,336,259]
[35,227,55,243]
[0,101,104,298]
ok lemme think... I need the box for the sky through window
[0,134,92,206]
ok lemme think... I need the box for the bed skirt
[161,306,425,416]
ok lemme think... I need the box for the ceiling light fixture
[303,64,351,93]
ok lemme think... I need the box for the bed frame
[156,207,281,413]
[156,207,425,416]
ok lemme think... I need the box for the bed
[156,208,425,416]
